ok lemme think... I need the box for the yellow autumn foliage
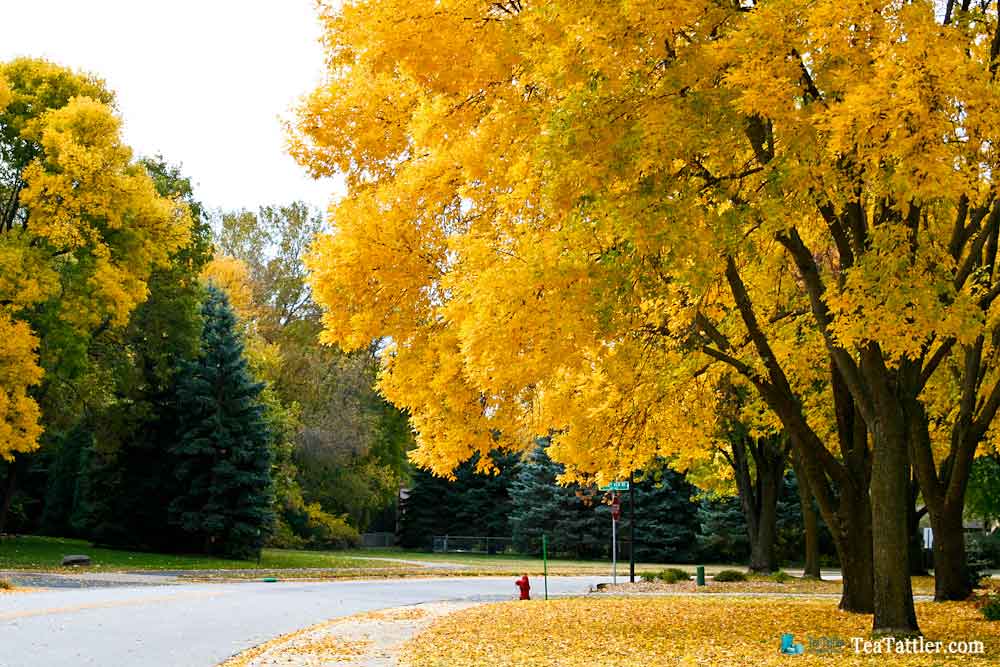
[200,255,282,380]
[0,315,43,461]
[0,58,192,459]
[297,1,1000,492]
[405,597,1000,667]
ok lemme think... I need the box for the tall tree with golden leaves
[296,1,1000,634]
[0,59,190,458]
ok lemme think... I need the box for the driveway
[0,575,605,667]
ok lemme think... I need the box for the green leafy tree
[169,286,273,559]
[67,159,212,550]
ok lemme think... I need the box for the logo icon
[780,633,805,655]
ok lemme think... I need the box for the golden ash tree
[0,59,190,460]
[295,0,1000,634]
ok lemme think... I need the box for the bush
[266,516,306,550]
[278,502,361,550]
[968,532,1000,568]
[0,578,12,590]
[302,503,361,550]
[770,570,791,584]
[966,538,993,590]
[657,568,692,584]
[640,572,657,583]
[981,594,1000,621]
[713,569,747,582]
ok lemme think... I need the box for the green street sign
[599,481,630,491]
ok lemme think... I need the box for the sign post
[612,505,617,584]
[629,471,635,583]
[599,482,629,586]
[542,534,549,601]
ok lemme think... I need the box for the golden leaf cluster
[295,1,1000,480]
[0,59,192,459]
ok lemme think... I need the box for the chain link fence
[432,535,514,555]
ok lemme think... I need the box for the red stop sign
[611,497,621,521]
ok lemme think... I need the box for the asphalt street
[0,575,606,667]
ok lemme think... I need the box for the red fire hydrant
[515,574,531,600]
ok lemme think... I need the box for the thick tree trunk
[791,454,821,578]
[748,480,779,573]
[930,505,972,601]
[728,433,785,574]
[869,411,920,636]
[905,393,975,601]
[834,486,875,612]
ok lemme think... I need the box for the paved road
[0,576,605,667]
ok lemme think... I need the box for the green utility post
[696,565,706,586]
[542,534,549,600]
[629,472,635,583]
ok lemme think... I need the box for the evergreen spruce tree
[398,451,519,549]
[169,286,273,559]
[630,470,700,563]
[509,443,608,559]
[696,495,750,563]
[511,443,702,561]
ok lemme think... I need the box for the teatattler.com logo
[779,633,986,656]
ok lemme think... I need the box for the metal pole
[629,472,635,583]
[542,534,549,600]
[612,509,617,585]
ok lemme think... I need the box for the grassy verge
[0,535,400,572]
[405,596,1000,666]
[0,536,717,576]
[358,548,736,576]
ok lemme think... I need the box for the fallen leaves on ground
[285,636,370,660]
[403,597,999,666]
[604,576,937,596]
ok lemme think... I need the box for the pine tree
[169,286,273,559]
[630,470,700,563]
[398,451,519,549]
[509,444,608,559]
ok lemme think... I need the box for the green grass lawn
[0,535,747,578]
[0,535,399,572]
[357,547,741,576]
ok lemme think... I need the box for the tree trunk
[728,433,785,574]
[869,409,920,636]
[791,453,821,578]
[904,391,975,601]
[835,484,875,613]
[930,504,972,601]
[749,477,779,573]
[0,461,18,534]
[907,478,929,577]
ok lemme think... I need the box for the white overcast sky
[1,0,342,213]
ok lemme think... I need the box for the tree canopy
[296,0,1000,632]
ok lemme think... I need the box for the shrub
[302,503,361,550]
[970,531,1000,568]
[657,568,692,584]
[0,578,12,590]
[981,594,1000,621]
[640,572,657,583]
[266,516,306,550]
[966,538,993,589]
[713,569,747,582]
[771,570,791,584]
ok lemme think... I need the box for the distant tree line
[399,441,839,567]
